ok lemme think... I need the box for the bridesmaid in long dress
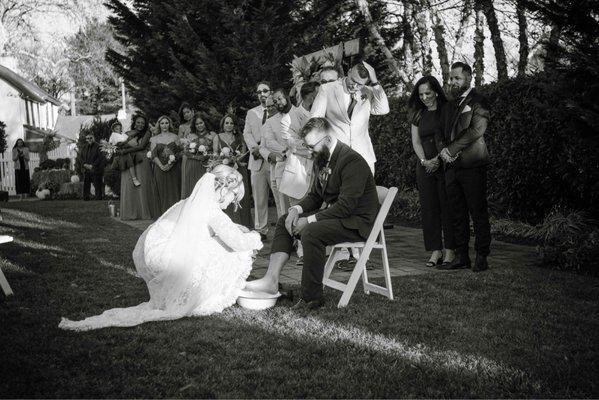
[177,102,194,138]
[150,115,181,214]
[213,114,253,229]
[119,113,160,220]
[181,114,216,198]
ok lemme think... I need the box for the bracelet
[371,81,380,87]
[420,158,426,165]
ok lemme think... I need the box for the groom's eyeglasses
[304,136,327,151]
[255,89,271,94]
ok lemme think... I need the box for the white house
[0,57,62,194]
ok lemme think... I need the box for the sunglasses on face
[256,89,271,95]
[304,135,327,151]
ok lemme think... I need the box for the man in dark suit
[76,133,105,201]
[245,117,380,309]
[438,62,491,272]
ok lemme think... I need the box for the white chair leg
[380,234,393,300]
[338,257,366,307]
[323,247,347,282]
[338,245,375,307]
[0,268,13,296]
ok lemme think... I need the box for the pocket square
[461,105,472,113]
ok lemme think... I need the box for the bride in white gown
[59,165,263,331]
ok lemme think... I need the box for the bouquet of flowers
[182,136,213,160]
[147,142,181,165]
[205,146,249,171]
[99,140,117,159]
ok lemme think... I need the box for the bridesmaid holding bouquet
[150,115,181,214]
[180,114,216,199]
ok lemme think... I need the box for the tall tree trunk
[413,2,432,76]
[480,0,508,81]
[400,2,415,86]
[354,0,410,88]
[451,0,472,63]
[473,4,485,87]
[70,90,77,116]
[545,24,561,66]
[406,2,423,78]
[430,5,450,84]
[516,0,529,77]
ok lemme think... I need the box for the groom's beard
[449,84,467,100]
[313,146,331,170]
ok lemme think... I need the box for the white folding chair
[322,186,398,307]
[0,235,14,296]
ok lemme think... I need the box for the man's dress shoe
[472,254,489,272]
[438,257,471,270]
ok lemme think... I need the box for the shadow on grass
[1,200,598,398]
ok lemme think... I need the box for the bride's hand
[237,224,250,233]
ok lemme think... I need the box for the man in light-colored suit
[259,95,288,218]
[243,81,272,237]
[311,61,389,174]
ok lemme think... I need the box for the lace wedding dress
[59,173,262,331]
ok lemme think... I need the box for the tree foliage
[105,0,399,122]
[66,19,124,114]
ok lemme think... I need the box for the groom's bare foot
[244,276,278,294]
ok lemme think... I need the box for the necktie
[262,109,267,125]
[347,97,357,119]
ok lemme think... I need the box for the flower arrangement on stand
[288,46,344,103]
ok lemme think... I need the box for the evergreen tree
[105,0,396,123]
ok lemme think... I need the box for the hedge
[372,72,599,224]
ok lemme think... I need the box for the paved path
[117,207,537,286]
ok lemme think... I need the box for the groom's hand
[292,217,308,236]
[440,148,455,163]
[285,208,299,236]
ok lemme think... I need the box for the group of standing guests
[409,62,491,272]
[244,60,389,234]
[106,107,253,229]
[80,59,491,273]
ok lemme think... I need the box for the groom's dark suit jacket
[298,141,379,239]
[437,88,490,169]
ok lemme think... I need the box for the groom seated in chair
[245,117,379,310]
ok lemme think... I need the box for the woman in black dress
[408,76,455,267]
[12,139,30,200]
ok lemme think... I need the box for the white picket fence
[0,145,73,195]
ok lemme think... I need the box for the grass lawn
[1,200,598,398]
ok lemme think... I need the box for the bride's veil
[58,174,222,330]
[142,172,218,315]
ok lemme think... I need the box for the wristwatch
[371,81,380,87]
